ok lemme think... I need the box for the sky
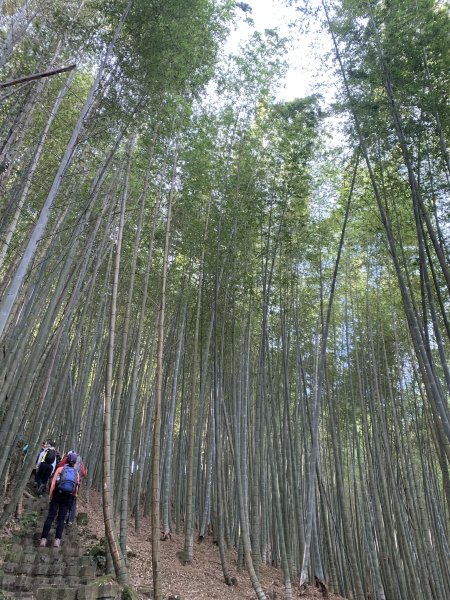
[226,0,334,101]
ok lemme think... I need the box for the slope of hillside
[78,489,348,600]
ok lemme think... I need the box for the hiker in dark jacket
[35,443,57,496]
[39,451,80,548]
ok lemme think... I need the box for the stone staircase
[0,489,123,600]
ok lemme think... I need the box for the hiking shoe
[53,538,61,548]
[39,538,47,547]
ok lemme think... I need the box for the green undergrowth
[19,510,38,529]
[86,538,107,572]
[121,586,140,600]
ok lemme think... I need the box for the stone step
[30,529,81,541]
[0,574,33,592]
[0,591,35,599]
[37,555,94,568]
[12,538,42,550]
[31,535,83,547]
[2,562,34,575]
[41,545,85,557]
[0,573,89,592]
[36,587,78,600]
[4,547,39,563]
[5,546,58,563]
[28,531,82,545]
[2,561,96,578]
[76,580,123,600]
[3,490,102,600]
[5,547,95,567]
[6,542,85,557]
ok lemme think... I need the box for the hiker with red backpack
[35,442,57,497]
[39,451,80,548]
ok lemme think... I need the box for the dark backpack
[57,466,78,494]
[44,448,56,464]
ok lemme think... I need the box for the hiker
[34,440,46,472]
[55,446,61,467]
[21,441,29,465]
[39,451,80,548]
[59,450,87,525]
[35,442,57,496]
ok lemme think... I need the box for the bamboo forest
[0,0,449,599]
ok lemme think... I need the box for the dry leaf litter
[77,489,348,600]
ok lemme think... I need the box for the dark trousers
[36,463,53,489]
[66,496,77,524]
[41,492,73,540]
